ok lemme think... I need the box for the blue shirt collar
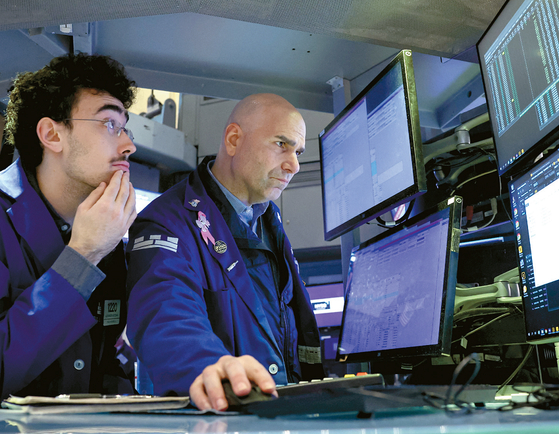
[207,161,269,231]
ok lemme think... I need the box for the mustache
[111,156,130,163]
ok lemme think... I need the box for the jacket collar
[0,159,65,272]
[0,158,27,199]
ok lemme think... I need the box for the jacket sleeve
[126,217,231,396]
[0,245,101,399]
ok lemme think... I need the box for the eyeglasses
[63,118,134,141]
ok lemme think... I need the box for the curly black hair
[4,53,136,170]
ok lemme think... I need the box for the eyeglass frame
[61,118,134,141]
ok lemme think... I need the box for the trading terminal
[2,0,559,432]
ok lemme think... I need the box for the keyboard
[276,373,385,397]
[243,374,389,417]
[243,376,498,418]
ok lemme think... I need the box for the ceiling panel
[0,1,492,128]
[0,0,505,57]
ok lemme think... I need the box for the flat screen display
[136,188,161,214]
[319,50,426,241]
[337,197,461,362]
[478,0,559,177]
[124,188,161,241]
[509,148,559,343]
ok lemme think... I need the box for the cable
[375,199,416,228]
[422,353,481,415]
[450,169,497,196]
[453,306,511,322]
[451,312,512,345]
[498,174,513,223]
[497,346,534,392]
[461,197,498,233]
[445,353,481,414]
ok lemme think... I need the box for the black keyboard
[244,376,497,418]
[276,374,385,397]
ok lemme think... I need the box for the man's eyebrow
[95,104,128,122]
[276,135,305,154]
[276,135,297,147]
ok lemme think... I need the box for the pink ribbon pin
[196,211,215,246]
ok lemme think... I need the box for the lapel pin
[214,240,227,254]
[196,211,215,246]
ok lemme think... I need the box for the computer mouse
[221,379,275,409]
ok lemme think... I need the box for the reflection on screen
[338,208,450,356]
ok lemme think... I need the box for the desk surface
[1,405,559,434]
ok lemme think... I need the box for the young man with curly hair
[0,53,137,399]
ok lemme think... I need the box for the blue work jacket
[126,161,323,396]
[0,159,132,399]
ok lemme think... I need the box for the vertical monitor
[478,0,559,177]
[319,50,426,241]
[337,197,462,362]
[509,148,559,343]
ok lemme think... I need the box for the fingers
[68,170,136,265]
[122,182,137,230]
[189,355,276,411]
[115,170,132,206]
[101,170,125,202]
[189,375,213,411]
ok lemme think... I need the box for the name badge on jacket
[103,300,121,326]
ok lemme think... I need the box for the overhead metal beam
[435,74,485,130]
[125,66,333,113]
[18,28,70,57]
[71,22,94,54]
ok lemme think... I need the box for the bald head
[212,93,306,205]
[225,93,301,137]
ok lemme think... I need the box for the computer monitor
[306,282,345,328]
[124,188,161,241]
[509,147,559,344]
[478,0,559,177]
[336,197,462,363]
[318,50,426,241]
[136,188,161,214]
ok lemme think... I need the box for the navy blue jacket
[126,161,323,396]
[0,159,132,399]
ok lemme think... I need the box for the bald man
[126,94,323,410]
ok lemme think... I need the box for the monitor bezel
[477,0,559,178]
[318,49,427,241]
[336,196,462,363]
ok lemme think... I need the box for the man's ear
[36,117,63,153]
[223,122,242,157]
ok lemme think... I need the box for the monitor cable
[422,353,481,415]
[375,199,416,228]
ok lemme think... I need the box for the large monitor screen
[336,197,461,363]
[319,50,426,241]
[509,148,559,344]
[478,0,559,177]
